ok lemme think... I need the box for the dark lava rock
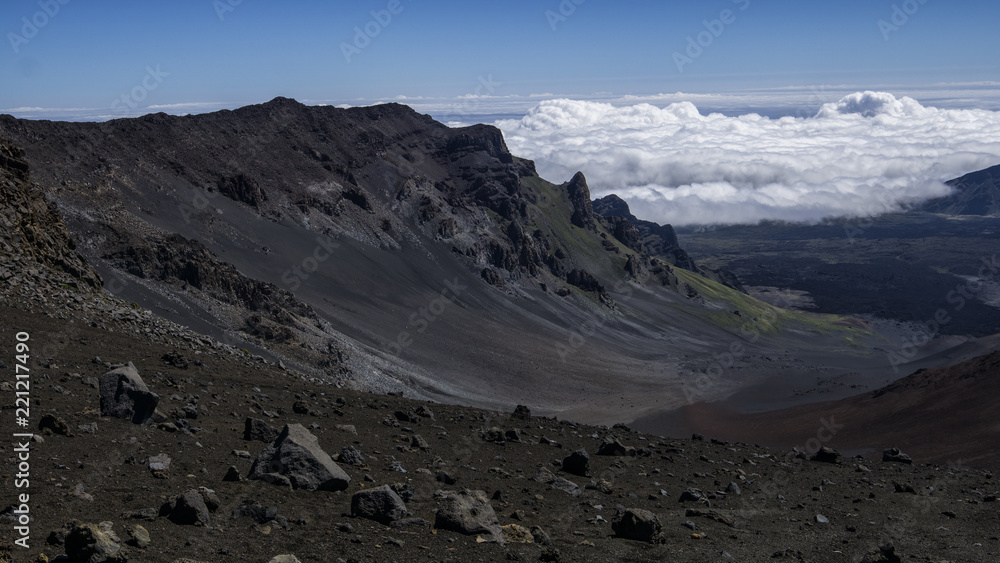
[859,543,903,563]
[244,417,278,442]
[883,448,913,464]
[436,471,457,485]
[351,485,409,525]
[39,413,73,436]
[810,446,841,464]
[161,489,212,526]
[679,488,705,502]
[561,448,590,477]
[248,423,351,491]
[339,445,365,466]
[434,489,503,542]
[99,362,159,424]
[223,465,243,482]
[64,522,126,562]
[511,404,532,421]
[596,437,632,457]
[611,508,662,542]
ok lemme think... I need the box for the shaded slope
[922,163,1000,216]
[1,100,888,425]
[634,350,1000,469]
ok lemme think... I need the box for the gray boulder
[160,489,212,526]
[434,489,503,543]
[65,521,126,563]
[248,424,351,491]
[351,485,409,524]
[244,417,278,442]
[612,508,662,542]
[561,448,590,477]
[99,363,159,424]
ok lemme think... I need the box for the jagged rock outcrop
[0,141,101,290]
[566,172,597,230]
[248,423,351,491]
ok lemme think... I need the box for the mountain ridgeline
[0,98,883,421]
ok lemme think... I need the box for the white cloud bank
[496,91,1000,226]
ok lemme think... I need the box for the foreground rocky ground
[1,260,999,563]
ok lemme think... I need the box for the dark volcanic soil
[1,262,999,563]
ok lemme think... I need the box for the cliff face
[0,141,101,290]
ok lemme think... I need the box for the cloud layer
[496,92,1000,226]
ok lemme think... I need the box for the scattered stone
[434,489,503,543]
[436,471,457,485]
[125,524,150,548]
[411,434,430,451]
[893,482,917,494]
[882,448,913,464]
[339,445,365,466]
[810,447,840,464]
[502,523,534,543]
[859,543,903,563]
[725,482,742,496]
[223,466,243,482]
[414,405,434,419]
[248,423,351,491]
[679,488,705,502]
[147,454,171,479]
[351,485,409,525]
[64,522,125,563]
[39,414,72,436]
[511,405,532,421]
[561,449,590,477]
[481,426,505,443]
[815,514,830,524]
[596,438,632,457]
[685,508,736,528]
[233,500,279,524]
[244,417,278,443]
[77,422,98,435]
[612,508,662,542]
[268,556,302,563]
[335,424,358,435]
[550,477,582,497]
[160,490,212,526]
[99,362,160,424]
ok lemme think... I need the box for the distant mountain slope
[0,99,883,423]
[922,163,1000,215]
[634,350,1000,469]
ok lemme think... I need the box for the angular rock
[65,522,125,563]
[612,508,662,542]
[39,414,73,436]
[248,423,351,491]
[351,485,409,525]
[223,466,243,482]
[339,445,365,466]
[147,454,171,479]
[99,363,159,424]
[434,489,503,543]
[810,446,840,464]
[596,438,632,457]
[125,524,150,548]
[268,556,302,563]
[882,448,913,464]
[502,523,534,543]
[244,417,278,443]
[161,490,212,526]
[550,477,581,497]
[679,488,705,502]
[510,405,532,421]
[561,448,590,477]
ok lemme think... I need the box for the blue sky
[1,0,998,121]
